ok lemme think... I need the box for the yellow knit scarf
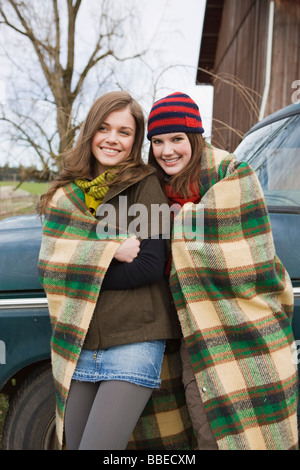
[75,169,115,215]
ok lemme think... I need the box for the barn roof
[196,0,225,84]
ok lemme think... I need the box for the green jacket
[84,169,181,349]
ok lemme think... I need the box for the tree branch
[0,0,149,174]
[53,0,61,71]
[1,116,49,165]
[5,0,53,87]
[73,47,113,97]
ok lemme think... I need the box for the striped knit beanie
[147,92,204,140]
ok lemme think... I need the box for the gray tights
[64,379,153,450]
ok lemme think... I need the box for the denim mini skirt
[72,340,166,389]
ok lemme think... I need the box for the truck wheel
[2,364,56,450]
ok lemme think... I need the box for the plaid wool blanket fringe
[38,182,197,450]
[170,143,299,450]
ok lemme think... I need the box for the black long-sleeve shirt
[101,238,165,290]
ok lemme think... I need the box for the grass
[0,181,49,221]
[0,180,49,196]
[0,394,9,450]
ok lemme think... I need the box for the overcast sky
[0,0,213,168]
[134,0,213,138]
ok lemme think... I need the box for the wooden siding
[197,0,225,84]
[198,0,300,151]
[268,0,300,112]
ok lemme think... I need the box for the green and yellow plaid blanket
[170,143,299,450]
[38,182,196,450]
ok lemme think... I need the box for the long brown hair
[148,133,205,198]
[38,91,148,215]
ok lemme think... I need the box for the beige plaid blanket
[169,143,299,449]
[38,183,196,449]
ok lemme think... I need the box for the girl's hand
[114,235,140,263]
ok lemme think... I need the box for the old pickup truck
[1,101,300,449]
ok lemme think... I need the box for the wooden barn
[197,0,300,151]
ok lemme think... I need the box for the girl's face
[92,107,136,174]
[151,132,192,176]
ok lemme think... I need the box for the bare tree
[0,0,146,176]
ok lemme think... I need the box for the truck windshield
[235,114,300,210]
